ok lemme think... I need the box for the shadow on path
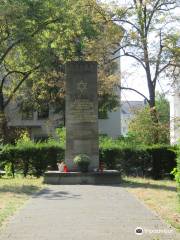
[33,188,81,200]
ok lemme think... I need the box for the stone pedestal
[65,62,99,171]
[44,171,121,185]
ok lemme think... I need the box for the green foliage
[55,127,66,146]
[0,0,122,142]
[98,93,120,119]
[99,136,176,179]
[4,163,14,177]
[156,93,170,124]
[16,131,33,146]
[99,134,141,149]
[128,104,170,145]
[0,134,176,179]
[73,154,90,172]
[146,145,177,179]
[0,142,64,177]
[174,145,180,200]
[171,168,180,184]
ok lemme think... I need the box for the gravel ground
[0,185,179,240]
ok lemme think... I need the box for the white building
[170,78,180,144]
[99,52,121,138]
[99,100,146,138]
[6,102,62,141]
[99,103,121,138]
[121,101,145,136]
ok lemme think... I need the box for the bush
[0,142,65,177]
[4,162,14,177]
[146,145,177,179]
[128,96,170,145]
[173,146,180,199]
[99,142,177,179]
[177,160,180,187]
[0,134,177,179]
[73,154,90,172]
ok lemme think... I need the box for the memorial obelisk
[65,62,99,171]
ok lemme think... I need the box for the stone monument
[65,62,99,171]
[44,61,121,184]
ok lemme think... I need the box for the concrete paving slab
[0,185,179,240]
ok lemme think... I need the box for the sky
[101,0,179,102]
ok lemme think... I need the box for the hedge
[176,147,180,199]
[99,145,177,179]
[147,145,177,179]
[0,143,64,177]
[0,143,177,179]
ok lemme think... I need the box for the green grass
[0,176,43,228]
[122,177,180,231]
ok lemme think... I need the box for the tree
[128,93,170,144]
[0,0,71,141]
[104,0,180,108]
[0,0,122,142]
[156,92,170,124]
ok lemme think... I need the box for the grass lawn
[0,176,43,228]
[122,177,180,231]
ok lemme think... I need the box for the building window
[22,110,33,120]
[37,106,49,120]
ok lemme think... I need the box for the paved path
[0,185,179,240]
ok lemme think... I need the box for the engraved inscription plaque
[65,62,99,171]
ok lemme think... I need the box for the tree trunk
[0,91,8,143]
[147,86,160,144]
[149,87,155,108]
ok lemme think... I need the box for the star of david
[77,80,87,96]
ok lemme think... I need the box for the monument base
[44,170,121,185]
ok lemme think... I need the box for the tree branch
[0,70,27,90]
[113,19,142,35]
[146,0,161,32]
[0,17,63,65]
[0,39,22,65]
[153,30,163,85]
[157,0,177,11]
[158,61,172,75]
[118,85,150,104]
[113,42,142,55]
[111,51,146,69]
[4,65,40,108]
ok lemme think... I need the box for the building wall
[121,112,131,136]
[98,50,121,138]
[5,101,62,140]
[99,107,121,138]
[170,79,180,144]
[120,101,146,136]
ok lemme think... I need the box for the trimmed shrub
[174,146,180,199]
[0,134,177,179]
[177,148,180,176]
[146,145,177,179]
[0,143,65,177]
[99,144,177,179]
